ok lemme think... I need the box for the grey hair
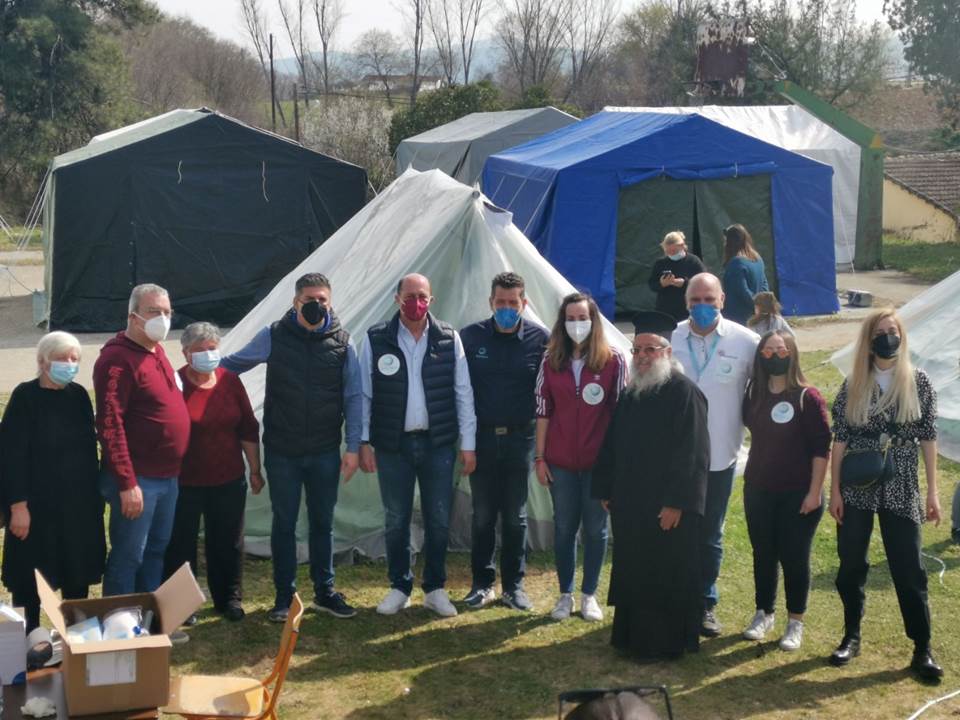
[128,283,169,315]
[36,331,81,370]
[181,322,221,349]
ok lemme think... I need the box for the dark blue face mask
[493,307,520,330]
[690,303,719,328]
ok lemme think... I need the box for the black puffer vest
[367,312,458,452]
[263,311,349,456]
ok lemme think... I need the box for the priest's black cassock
[592,369,709,660]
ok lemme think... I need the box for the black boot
[828,635,861,666]
[911,645,943,681]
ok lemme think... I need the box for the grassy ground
[3,353,960,718]
[883,233,960,283]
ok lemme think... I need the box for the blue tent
[482,111,839,318]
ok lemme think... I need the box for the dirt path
[0,257,936,394]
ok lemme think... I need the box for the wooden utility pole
[293,84,300,143]
[269,34,277,132]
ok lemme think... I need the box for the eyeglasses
[631,345,667,355]
[760,347,790,359]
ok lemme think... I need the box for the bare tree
[354,29,404,106]
[458,0,486,83]
[398,0,429,104]
[239,0,287,125]
[312,0,343,95]
[563,0,618,102]
[278,0,311,103]
[426,0,459,85]
[496,0,570,94]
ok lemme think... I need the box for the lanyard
[686,332,720,381]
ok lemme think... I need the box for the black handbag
[840,431,894,490]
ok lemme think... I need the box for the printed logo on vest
[378,353,401,376]
[771,401,795,424]
[583,382,605,406]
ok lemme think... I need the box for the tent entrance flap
[614,174,776,315]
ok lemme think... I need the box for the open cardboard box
[36,564,205,716]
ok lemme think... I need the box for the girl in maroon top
[740,330,831,651]
[163,322,262,624]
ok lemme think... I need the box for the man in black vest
[221,273,361,623]
[460,272,548,611]
[359,273,477,618]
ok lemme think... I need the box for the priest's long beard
[631,355,678,394]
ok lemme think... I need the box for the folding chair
[163,594,304,720]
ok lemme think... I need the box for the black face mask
[300,300,326,326]
[872,333,900,359]
[760,355,791,376]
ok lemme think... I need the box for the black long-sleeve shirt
[647,253,707,321]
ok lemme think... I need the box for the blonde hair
[661,231,685,250]
[546,292,612,374]
[844,308,920,426]
[36,331,81,373]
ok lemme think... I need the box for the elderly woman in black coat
[1,331,105,632]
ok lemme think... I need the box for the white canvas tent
[831,271,960,462]
[220,168,631,559]
[606,105,861,267]
[395,107,578,186]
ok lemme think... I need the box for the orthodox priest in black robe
[593,311,710,661]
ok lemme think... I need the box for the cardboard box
[36,564,204,717]
[0,605,26,685]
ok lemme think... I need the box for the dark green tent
[42,108,367,331]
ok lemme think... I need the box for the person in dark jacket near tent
[721,224,769,325]
[221,273,362,623]
[1,332,105,632]
[647,231,707,322]
[593,312,709,661]
[358,273,477,619]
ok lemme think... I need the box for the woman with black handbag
[827,309,942,680]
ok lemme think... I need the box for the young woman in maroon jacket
[740,330,831,651]
[535,292,627,623]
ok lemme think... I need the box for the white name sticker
[378,353,400,376]
[771,401,795,424]
[582,382,605,406]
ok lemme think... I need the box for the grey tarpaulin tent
[395,107,578,185]
[219,168,630,559]
[42,108,367,331]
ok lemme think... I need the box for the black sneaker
[462,586,496,609]
[701,609,722,637]
[223,605,245,622]
[502,589,533,611]
[312,591,357,619]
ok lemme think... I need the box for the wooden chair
[162,594,304,720]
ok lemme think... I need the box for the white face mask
[136,313,171,342]
[565,319,592,344]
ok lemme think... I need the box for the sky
[151,0,892,55]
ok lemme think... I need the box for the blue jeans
[700,464,736,610]
[264,448,341,608]
[470,428,533,593]
[376,435,456,595]
[100,473,179,596]
[548,465,608,595]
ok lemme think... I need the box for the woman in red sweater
[740,330,831,651]
[163,322,263,624]
[535,292,626,624]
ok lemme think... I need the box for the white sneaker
[376,589,411,615]
[423,589,458,618]
[779,619,804,651]
[550,593,575,621]
[581,594,604,622]
[742,610,775,641]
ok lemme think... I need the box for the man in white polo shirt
[672,273,760,638]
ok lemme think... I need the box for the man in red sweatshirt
[93,283,190,596]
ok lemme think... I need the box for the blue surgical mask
[690,303,719,328]
[190,350,221,373]
[668,251,686,261]
[493,307,520,330]
[49,361,79,386]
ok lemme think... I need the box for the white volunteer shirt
[672,314,760,471]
